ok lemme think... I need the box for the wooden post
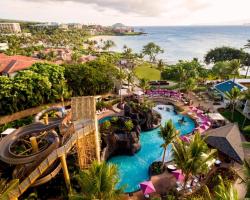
[30,137,39,153]
[60,154,71,192]
[93,97,101,163]
[44,113,49,125]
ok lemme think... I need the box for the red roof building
[0,54,42,77]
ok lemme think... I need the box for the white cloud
[23,0,167,16]
[1,0,250,25]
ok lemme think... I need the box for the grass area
[134,63,161,81]
[218,108,250,133]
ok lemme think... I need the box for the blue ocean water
[107,105,195,193]
[95,26,250,63]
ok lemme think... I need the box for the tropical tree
[126,71,135,92]
[183,78,197,96]
[142,42,164,62]
[228,59,241,82]
[205,47,245,64]
[214,175,238,200]
[172,133,217,188]
[71,161,123,200]
[122,45,134,60]
[158,120,179,167]
[225,86,243,120]
[157,59,165,73]
[139,78,149,102]
[71,51,81,63]
[124,120,134,132]
[241,52,250,78]
[103,40,116,52]
[212,61,231,80]
[116,69,127,103]
[243,160,250,197]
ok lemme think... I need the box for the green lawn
[219,108,250,135]
[134,63,161,81]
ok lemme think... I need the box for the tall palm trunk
[162,147,167,167]
[232,102,235,120]
[246,66,250,78]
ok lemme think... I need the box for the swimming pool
[107,104,195,193]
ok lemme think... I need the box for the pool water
[107,105,195,193]
[98,116,113,124]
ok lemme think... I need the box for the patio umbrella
[189,106,197,111]
[200,124,209,130]
[172,170,185,182]
[140,181,156,195]
[204,121,211,126]
[196,109,203,114]
[195,127,205,133]
[180,136,190,143]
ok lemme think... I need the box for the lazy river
[106,104,195,193]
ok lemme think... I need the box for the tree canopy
[204,47,245,64]
[142,42,164,62]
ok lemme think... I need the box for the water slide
[0,107,67,186]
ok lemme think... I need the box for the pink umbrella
[172,170,185,182]
[140,181,156,195]
[200,124,208,130]
[195,127,205,133]
[189,106,197,111]
[196,109,204,114]
[204,121,211,126]
[180,136,190,143]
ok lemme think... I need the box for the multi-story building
[59,24,69,30]
[0,23,21,33]
[30,22,59,30]
[68,23,82,29]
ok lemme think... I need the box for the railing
[8,120,95,199]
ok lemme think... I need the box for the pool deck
[124,172,176,200]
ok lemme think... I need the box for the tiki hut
[204,123,245,164]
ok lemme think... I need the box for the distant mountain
[0,18,40,24]
[112,23,127,28]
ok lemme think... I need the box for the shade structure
[172,170,185,182]
[140,181,156,195]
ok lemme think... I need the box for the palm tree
[228,59,241,83]
[183,78,196,97]
[177,64,185,91]
[172,133,217,188]
[126,71,135,93]
[225,86,243,120]
[139,78,149,102]
[103,40,115,52]
[158,120,179,167]
[117,69,127,103]
[70,161,123,200]
[243,160,250,197]
[214,175,238,200]
[157,59,165,73]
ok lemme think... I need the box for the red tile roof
[0,53,42,75]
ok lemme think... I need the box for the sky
[1,0,250,26]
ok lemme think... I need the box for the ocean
[94,26,250,64]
